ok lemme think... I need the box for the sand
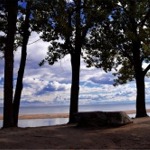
[0,112,150,149]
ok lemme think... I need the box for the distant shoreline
[0,109,150,120]
[0,113,69,120]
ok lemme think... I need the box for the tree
[13,0,31,127]
[2,0,34,127]
[3,0,18,128]
[84,0,150,117]
[0,0,7,57]
[2,0,46,127]
[35,0,115,123]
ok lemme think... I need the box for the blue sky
[0,32,150,107]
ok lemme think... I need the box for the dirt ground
[0,117,150,149]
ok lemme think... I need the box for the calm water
[0,103,150,128]
[0,103,137,115]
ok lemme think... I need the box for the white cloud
[1,32,150,107]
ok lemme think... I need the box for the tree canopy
[84,0,150,117]
[0,0,7,56]
[33,0,116,122]
[85,0,150,83]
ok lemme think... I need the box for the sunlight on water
[0,118,69,128]
[18,118,69,127]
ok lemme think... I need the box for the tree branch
[144,64,150,76]
[122,50,134,65]
[138,8,150,27]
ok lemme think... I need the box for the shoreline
[0,109,150,120]
[0,113,69,120]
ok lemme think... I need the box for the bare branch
[144,64,150,76]
[28,38,41,45]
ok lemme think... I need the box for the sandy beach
[0,111,150,149]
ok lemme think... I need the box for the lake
[0,103,150,128]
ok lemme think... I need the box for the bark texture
[69,0,81,123]
[13,2,31,127]
[3,0,18,128]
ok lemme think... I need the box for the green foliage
[32,0,116,65]
[0,0,33,53]
[0,0,7,54]
[113,60,134,86]
[84,0,150,85]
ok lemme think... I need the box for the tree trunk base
[135,114,149,118]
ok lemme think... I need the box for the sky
[0,32,150,107]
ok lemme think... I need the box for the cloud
[36,81,70,95]
[1,32,150,107]
[89,73,114,85]
[78,80,138,105]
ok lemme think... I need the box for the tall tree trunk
[132,38,147,118]
[13,2,31,127]
[69,0,81,123]
[3,0,18,128]
[135,71,147,117]
[69,52,81,123]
